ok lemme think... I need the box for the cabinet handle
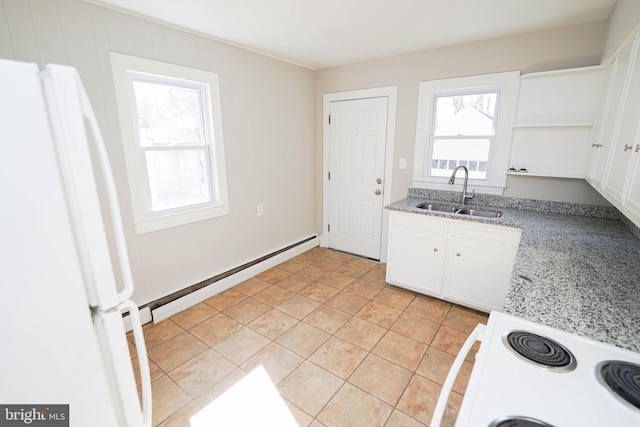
[433,248,438,252]
[592,143,602,148]
[625,144,633,152]
[456,252,461,257]
[636,144,640,152]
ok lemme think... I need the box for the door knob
[376,178,382,184]
[375,189,382,195]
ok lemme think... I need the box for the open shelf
[506,171,585,179]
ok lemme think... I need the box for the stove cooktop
[453,312,640,426]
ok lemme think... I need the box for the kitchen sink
[415,203,458,213]
[455,208,503,218]
[415,202,503,218]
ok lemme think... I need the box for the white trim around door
[322,86,397,262]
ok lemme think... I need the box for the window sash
[427,135,495,179]
[140,146,215,215]
[128,74,217,215]
[130,76,210,148]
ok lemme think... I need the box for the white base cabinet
[386,213,448,296]
[386,211,522,313]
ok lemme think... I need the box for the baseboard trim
[150,235,319,323]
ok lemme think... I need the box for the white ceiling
[87,0,618,70]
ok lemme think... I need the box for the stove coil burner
[489,416,555,427]
[502,330,577,372]
[596,361,640,411]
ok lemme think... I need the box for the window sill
[133,204,230,234]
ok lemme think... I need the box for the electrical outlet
[257,204,264,216]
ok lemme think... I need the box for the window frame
[110,52,229,234]
[412,71,520,194]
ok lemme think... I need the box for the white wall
[603,0,640,60]
[2,1,627,304]
[315,21,611,229]
[0,0,317,305]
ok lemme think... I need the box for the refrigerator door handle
[74,70,136,303]
[431,323,485,427]
[120,300,152,427]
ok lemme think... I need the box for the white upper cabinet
[625,152,640,221]
[603,34,640,204]
[586,29,640,228]
[587,52,629,186]
[510,66,603,178]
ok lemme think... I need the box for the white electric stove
[433,311,640,427]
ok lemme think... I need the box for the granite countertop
[386,189,640,352]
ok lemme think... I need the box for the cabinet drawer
[389,211,449,235]
[450,220,521,247]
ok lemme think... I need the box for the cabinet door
[386,224,446,296]
[624,150,640,221]
[443,238,517,312]
[588,59,620,186]
[604,35,640,202]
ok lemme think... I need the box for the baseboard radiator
[146,235,319,324]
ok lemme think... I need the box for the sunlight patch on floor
[190,365,297,426]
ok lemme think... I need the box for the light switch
[399,158,407,169]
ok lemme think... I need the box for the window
[413,71,519,193]
[111,53,229,233]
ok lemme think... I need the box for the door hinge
[328,224,330,232]
[328,114,331,125]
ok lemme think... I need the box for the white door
[328,97,388,259]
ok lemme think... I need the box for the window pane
[133,80,205,147]
[434,93,497,136]
[145,149,211,212]
[432,137,490,179]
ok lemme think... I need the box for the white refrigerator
[0,59,152,426]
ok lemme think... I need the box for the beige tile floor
[129,247,488,427]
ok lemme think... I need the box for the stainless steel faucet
[449,165,475,206]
